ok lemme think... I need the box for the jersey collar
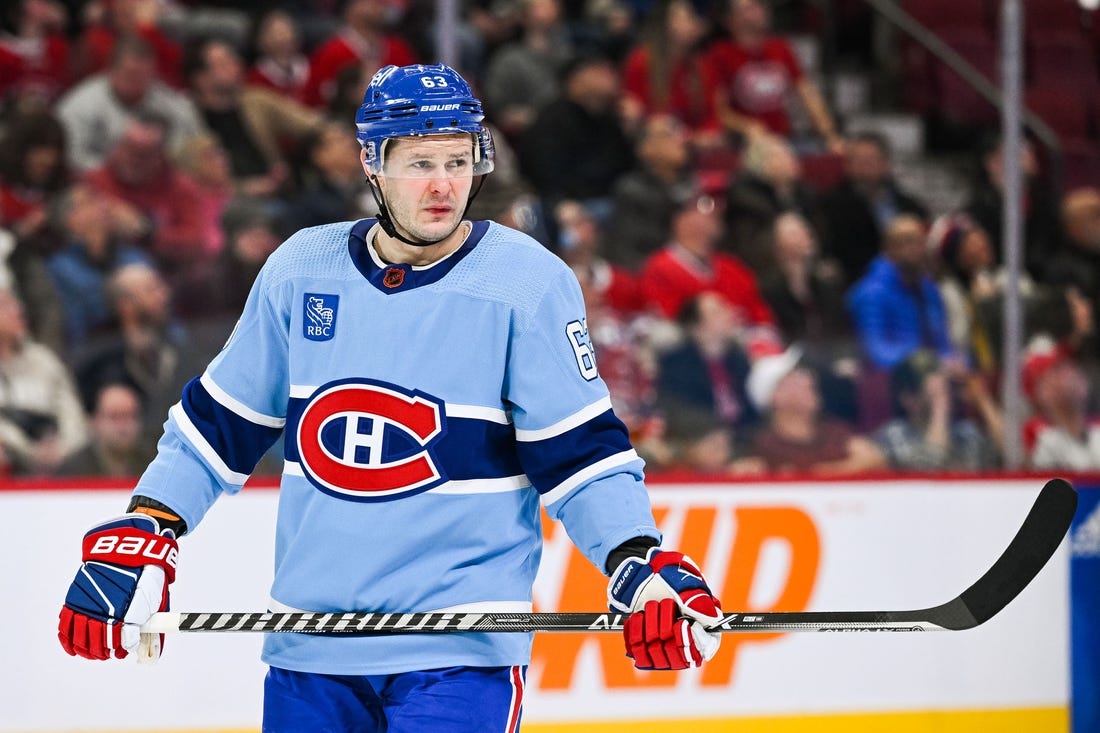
[348,218,488,294]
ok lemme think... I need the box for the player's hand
[607,548,722,670]
[58,514,179,660]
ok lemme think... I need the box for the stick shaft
[140,478,1077,638]
[143,609,944,635]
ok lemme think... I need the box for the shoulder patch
[304,293,339,341]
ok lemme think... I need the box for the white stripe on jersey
[282,461,530,495]
[171,402,251,485]
[430,476,531,494]
[444,404,512,424]
[289,384,318,398]
[514,396,613,442]
[289,383,511,425]
[201,372,286,428]
[540,449,640,506]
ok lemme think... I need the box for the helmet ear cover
[356,64,495,177]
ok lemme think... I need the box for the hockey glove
[608,548,722,670]
[58,514,178,660]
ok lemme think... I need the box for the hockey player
[57,63,724,731]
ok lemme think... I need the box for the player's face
[374,135,475,243]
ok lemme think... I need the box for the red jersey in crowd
[707,37,803,136]
[77,23,183,87]
[84,167,210,273]
[302,30,416,108]
[639,244,776,327]
[0,32,71,101]
[0,183,45,228]
[620,46,719,133]
[247,57,310,101]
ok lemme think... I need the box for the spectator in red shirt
[0,0,71,104]
[620,0,720,145]
[75,0,183,87]
[708,0,842,152]
[301,0,418,108]
[172,133,235,268]
[246,9,309,101]
[83,113,211,283]
[639,191,781,356]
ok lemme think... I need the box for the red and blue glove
[608,548,723,670]
[58,514,178,660]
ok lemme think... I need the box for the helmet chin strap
[365,174,486,248]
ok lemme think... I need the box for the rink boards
[0,477,1074,732]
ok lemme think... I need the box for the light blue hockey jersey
[133,219,660,674]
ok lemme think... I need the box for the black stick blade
[927,477,1077,630]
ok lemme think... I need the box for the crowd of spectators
[1,0,1099,479]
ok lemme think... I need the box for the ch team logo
[296,379,448,502]
[304,293,338,341]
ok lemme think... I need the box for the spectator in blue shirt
[846,213,957,371]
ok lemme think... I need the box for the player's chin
[414,214,461,239]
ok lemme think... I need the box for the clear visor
[368,133,494,179]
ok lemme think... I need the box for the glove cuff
[605,535,660,575]
[607,546,664,614]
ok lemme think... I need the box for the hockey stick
[141,478,1076,641]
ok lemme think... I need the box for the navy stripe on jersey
[179,377,285,477]
[348,218,490,294]
[515,409,635,497]
[284,396,524,480]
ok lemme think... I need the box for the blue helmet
[355,64,494,176]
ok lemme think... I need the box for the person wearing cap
[57,64,726,730]
[1023,337,1100,470]
[745,346,886,474]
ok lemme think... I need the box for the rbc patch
[304,293,339,341]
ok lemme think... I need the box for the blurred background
[0,0,1098,730]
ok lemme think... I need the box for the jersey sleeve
[132,261,291,532]
[505,268,660,573]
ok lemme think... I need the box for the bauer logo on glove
[607,548,723,671]
[58,514,178,661]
